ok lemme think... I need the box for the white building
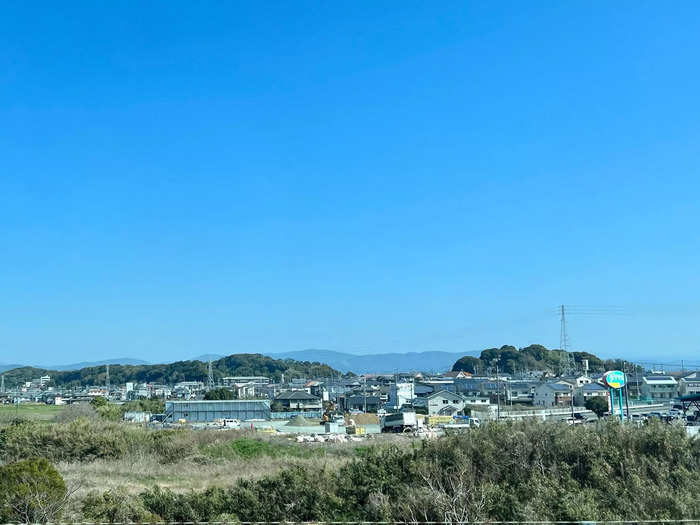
[641,376,678,400]
[388,382,415,410]
[679,372,700,396]
[414,390,467,416]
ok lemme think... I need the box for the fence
[270,410,323,420]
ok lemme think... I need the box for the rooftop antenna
[207,359,214,390]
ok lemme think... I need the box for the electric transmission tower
[559,305,569,351]
[207,359,214,390]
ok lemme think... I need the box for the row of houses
[5,368,700,414]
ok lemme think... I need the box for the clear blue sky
[2,2,700,366]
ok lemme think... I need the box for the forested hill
[452,344,640,375]
[2,354,344,388]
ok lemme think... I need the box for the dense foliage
[114,421,700,522]
[3,353,342,388]
[204,387,236,400]
[585,396,610,417]
[453,344,643,376]
[0,458,67,523]
[1,417,699,523]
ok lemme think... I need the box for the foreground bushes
[0,458,67,523]
[132,421,700,523]
[0,418,200,463]
[2,419,699,522]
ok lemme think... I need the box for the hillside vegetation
[2,354,343,388]
[452,344,641,375]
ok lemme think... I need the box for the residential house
[679,372,700,396]
[574,382,610,407]
[340,394,382,413]
[534,383,573,407]
[441,371,472,379]
[505,381,536,403]
[641,376,678,400]
[556,375,592,389]
[272,391,322,411]
[414,390,467,416]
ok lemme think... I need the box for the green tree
[0,458,67,523]
[452,356,481,374]
[204,388,236,400]
[90,396,108,408]
[584,396,609,418]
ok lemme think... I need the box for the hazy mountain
[0,350,476,377]
[265,349,481,374]
[0,364,24,373]
[192,354,226,362]
[45,358,151,371]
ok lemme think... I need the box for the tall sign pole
[602,370,627,422]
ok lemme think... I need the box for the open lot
[0,402,65,421]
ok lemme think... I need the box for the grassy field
[0,402,65,421]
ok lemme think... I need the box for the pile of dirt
[285,415,312,426]
[345,413,379,425]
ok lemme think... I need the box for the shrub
[0,458,67,523]
[81,487,156,523]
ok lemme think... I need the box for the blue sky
[2,2,700,366]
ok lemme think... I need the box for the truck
[380,411,421,433]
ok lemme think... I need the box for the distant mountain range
[192,350,477,374]
[0,350,477,376]
[266,349,481,374]
[0,358,149,373]
[0,364,24,373]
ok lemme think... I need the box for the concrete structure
[166,400,271,422]
[641,376,678,400]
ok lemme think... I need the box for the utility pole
[363,376,367,412]
[1,374,4,394]
[105,364,110,392]
[570,381,575,418]
[493,360,501,420]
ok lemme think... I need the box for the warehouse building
[165,400,271,422]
